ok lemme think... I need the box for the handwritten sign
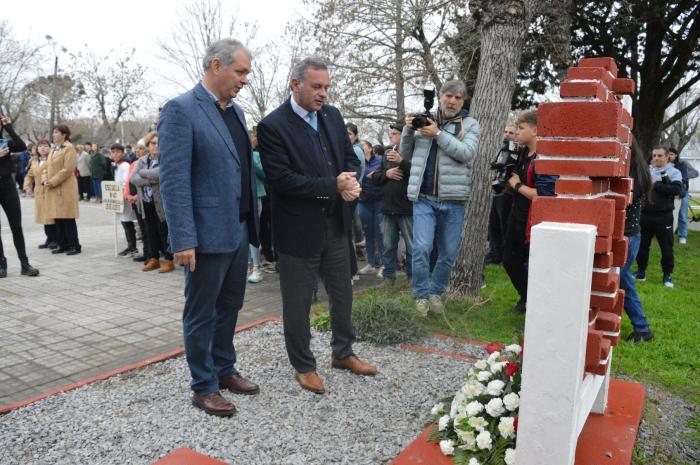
[101,181,124,213]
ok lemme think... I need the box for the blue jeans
[620,233,651,333]
[381,214,413,280]
[677,194,689,239]
[183,223,249,394]
[412,196,465,299]
[359,200,384,266]
[92,177,103,199]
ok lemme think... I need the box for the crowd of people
[0,38,697,415]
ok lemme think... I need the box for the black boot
[0,257,6,278]
[20,260,39,277]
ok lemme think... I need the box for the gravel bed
[0,322,475,465]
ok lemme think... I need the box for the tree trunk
[447,0,538,300]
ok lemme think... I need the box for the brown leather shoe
[332,355,377,376]
[158,259,175,273]
[295,371,325,394]
[219,373,260,395]
[142,258,160,272]
[190,391,236,417]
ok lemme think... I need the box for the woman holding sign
[0,115,39,277]
[45,124,82,255]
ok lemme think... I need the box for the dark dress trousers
[257,98,361,373]
[159,83,259,395]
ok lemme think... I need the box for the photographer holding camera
[401,80,480,316]
[503,110,556,314]
[635,147,682,288]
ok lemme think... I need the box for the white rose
[505,344,522,354]
[439,439,455,456]
[476,430,493,450]
[477,370,492,382]
[438,414,451,431]
[503,392,520,411]
[458,429,477,450]
[474,359,488,370]
[431,403,445,416]
[468,458,481,465]
[498,416,516,439]
[485,397,505,417]
[461,381,485,399]
[486,379,505,396]
[467,416,489,431]
[490,361,507,374]
[505,448,517,465]
[488,351,501,363]
[450,391,466,418]
[465,400,484,417]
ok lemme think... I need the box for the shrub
[351,292,426,345]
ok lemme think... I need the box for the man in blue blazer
[258,56,377,395]
[159,39,260,417]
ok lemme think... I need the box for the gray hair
[202,39,251,71]
[290,56,330,84]
[440,80,467,98]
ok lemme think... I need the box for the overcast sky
[2,0,303,103]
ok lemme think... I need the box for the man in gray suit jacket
[159,39,260,417]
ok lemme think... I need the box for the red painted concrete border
[151,448,229,465]
[400,343,478,362]
[429,331,490,348]
[0,316,283,414]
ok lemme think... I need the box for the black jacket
[374,156,412,215]
[0,124,27,177]
[642,179,682,216]
[258,98,360,258]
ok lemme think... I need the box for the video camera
[410,85,436,130]
[491,140,519,193]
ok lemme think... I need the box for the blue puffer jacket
[400,110,480,203]
[359,154,384,203]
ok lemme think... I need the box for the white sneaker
[377,266,385,279]
[352,274,360,281]
[358,264,375,274]
[429,294,445,314]
[679,237,687,245]
[416,299,430,317]
[247,268,263,283]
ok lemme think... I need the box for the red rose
[505,362,520,377]
[486,342,505,354]
[514,416,519,432]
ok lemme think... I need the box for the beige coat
[23,157,54,225]
[44,142,80,219]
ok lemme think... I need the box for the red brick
[612,238,628,268]
[532,197,616,235]
[610,177,633,197]
[578,57,619,77]
[591,290,618,310]
[555,178,610,196]
[538,139,625,159]
[592,268,619,293]
[567,67,615,89]
[596,311,621,333]
[586,330,604,366]
[536,159,627,177]
[613,209,626,240]
[538,102,623,138]
[621,108,634,129]
[589,307,600,324]
[595,236,613,254]
[560,81,609,100]
[586,339,612,375]
[612,78,635,95]
[608,290,625,317]
[594,252,613,268]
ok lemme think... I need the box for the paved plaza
[0,195,378,406]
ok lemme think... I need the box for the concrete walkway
[0,195,380,405]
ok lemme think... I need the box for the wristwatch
[435,129,442,137]
[514,182,523,192]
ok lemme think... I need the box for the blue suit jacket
[158,83,259,254]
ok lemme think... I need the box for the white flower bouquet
[428,342,523,465]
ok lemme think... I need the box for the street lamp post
[45,35,66,138]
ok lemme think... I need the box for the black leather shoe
[48,242,59,250]
[132,255,146,262]
[0,260,6,278]
[66,248,82,256]
[38,243,49,249]
[21,263,39,277]
[52,248,67,254]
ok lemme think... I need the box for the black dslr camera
[491,140,519,193]
[410,86,436,130]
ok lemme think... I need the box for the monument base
[390,379,645,465]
